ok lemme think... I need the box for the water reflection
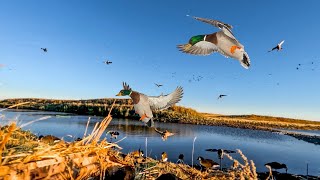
[1,109,320,176]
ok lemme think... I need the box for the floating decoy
[176,154,184,164]
[109,131,120,139]
[197,156,219,170]
[132,149,144,158]
[41,48,47,52]
[161,152,168,162]
[38,135,60,144]
[268,40,285,52]
[217,94,227,100]
[206,148,236,170]
[265,162,288,173]
[177,16,250,69]
[75,137,82,141]
[116,82,183,127]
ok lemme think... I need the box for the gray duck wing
[193,16,238,42]
[148,86,183,111]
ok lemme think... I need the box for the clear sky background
[0,0,320,121]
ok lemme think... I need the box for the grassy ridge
[1,98,320,130]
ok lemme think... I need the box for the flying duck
[116,82,183,127]
[155,83,163,87]
[177,16,250,69]
[154,128,175,141]
[217,94,227,100]
[268,40,285,52]
[41,48,47,52]
[104,60,112,65]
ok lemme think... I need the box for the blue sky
[0,0,320,121]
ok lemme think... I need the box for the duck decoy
[38,135,60,144]
[161,152,168,162]
[176,154,184,164]
[206,148,236,170]
[197,156,219,171]
[265,162,288,173]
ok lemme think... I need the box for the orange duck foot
[139,114,148,121]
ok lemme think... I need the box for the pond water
[1,109,320,176]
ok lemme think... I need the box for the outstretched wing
[205,149,219,152]
[224,150,236,153]
[279,40,285,46]
[148,86,183,111]
[268,46,278,52]
[193,16,237,41]
[177,41,219,56]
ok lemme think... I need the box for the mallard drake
[268,40,285,52]
[116,82,183,127]
[177,16,250,69]
[197,156,219,170]
[265,162,288,173]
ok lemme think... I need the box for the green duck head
[189,35,205,45]
[116,89,132,96]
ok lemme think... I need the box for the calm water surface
[1,109,320,176]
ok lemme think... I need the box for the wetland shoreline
[1,98,320,145]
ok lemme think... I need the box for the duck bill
[116,92,121,96]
